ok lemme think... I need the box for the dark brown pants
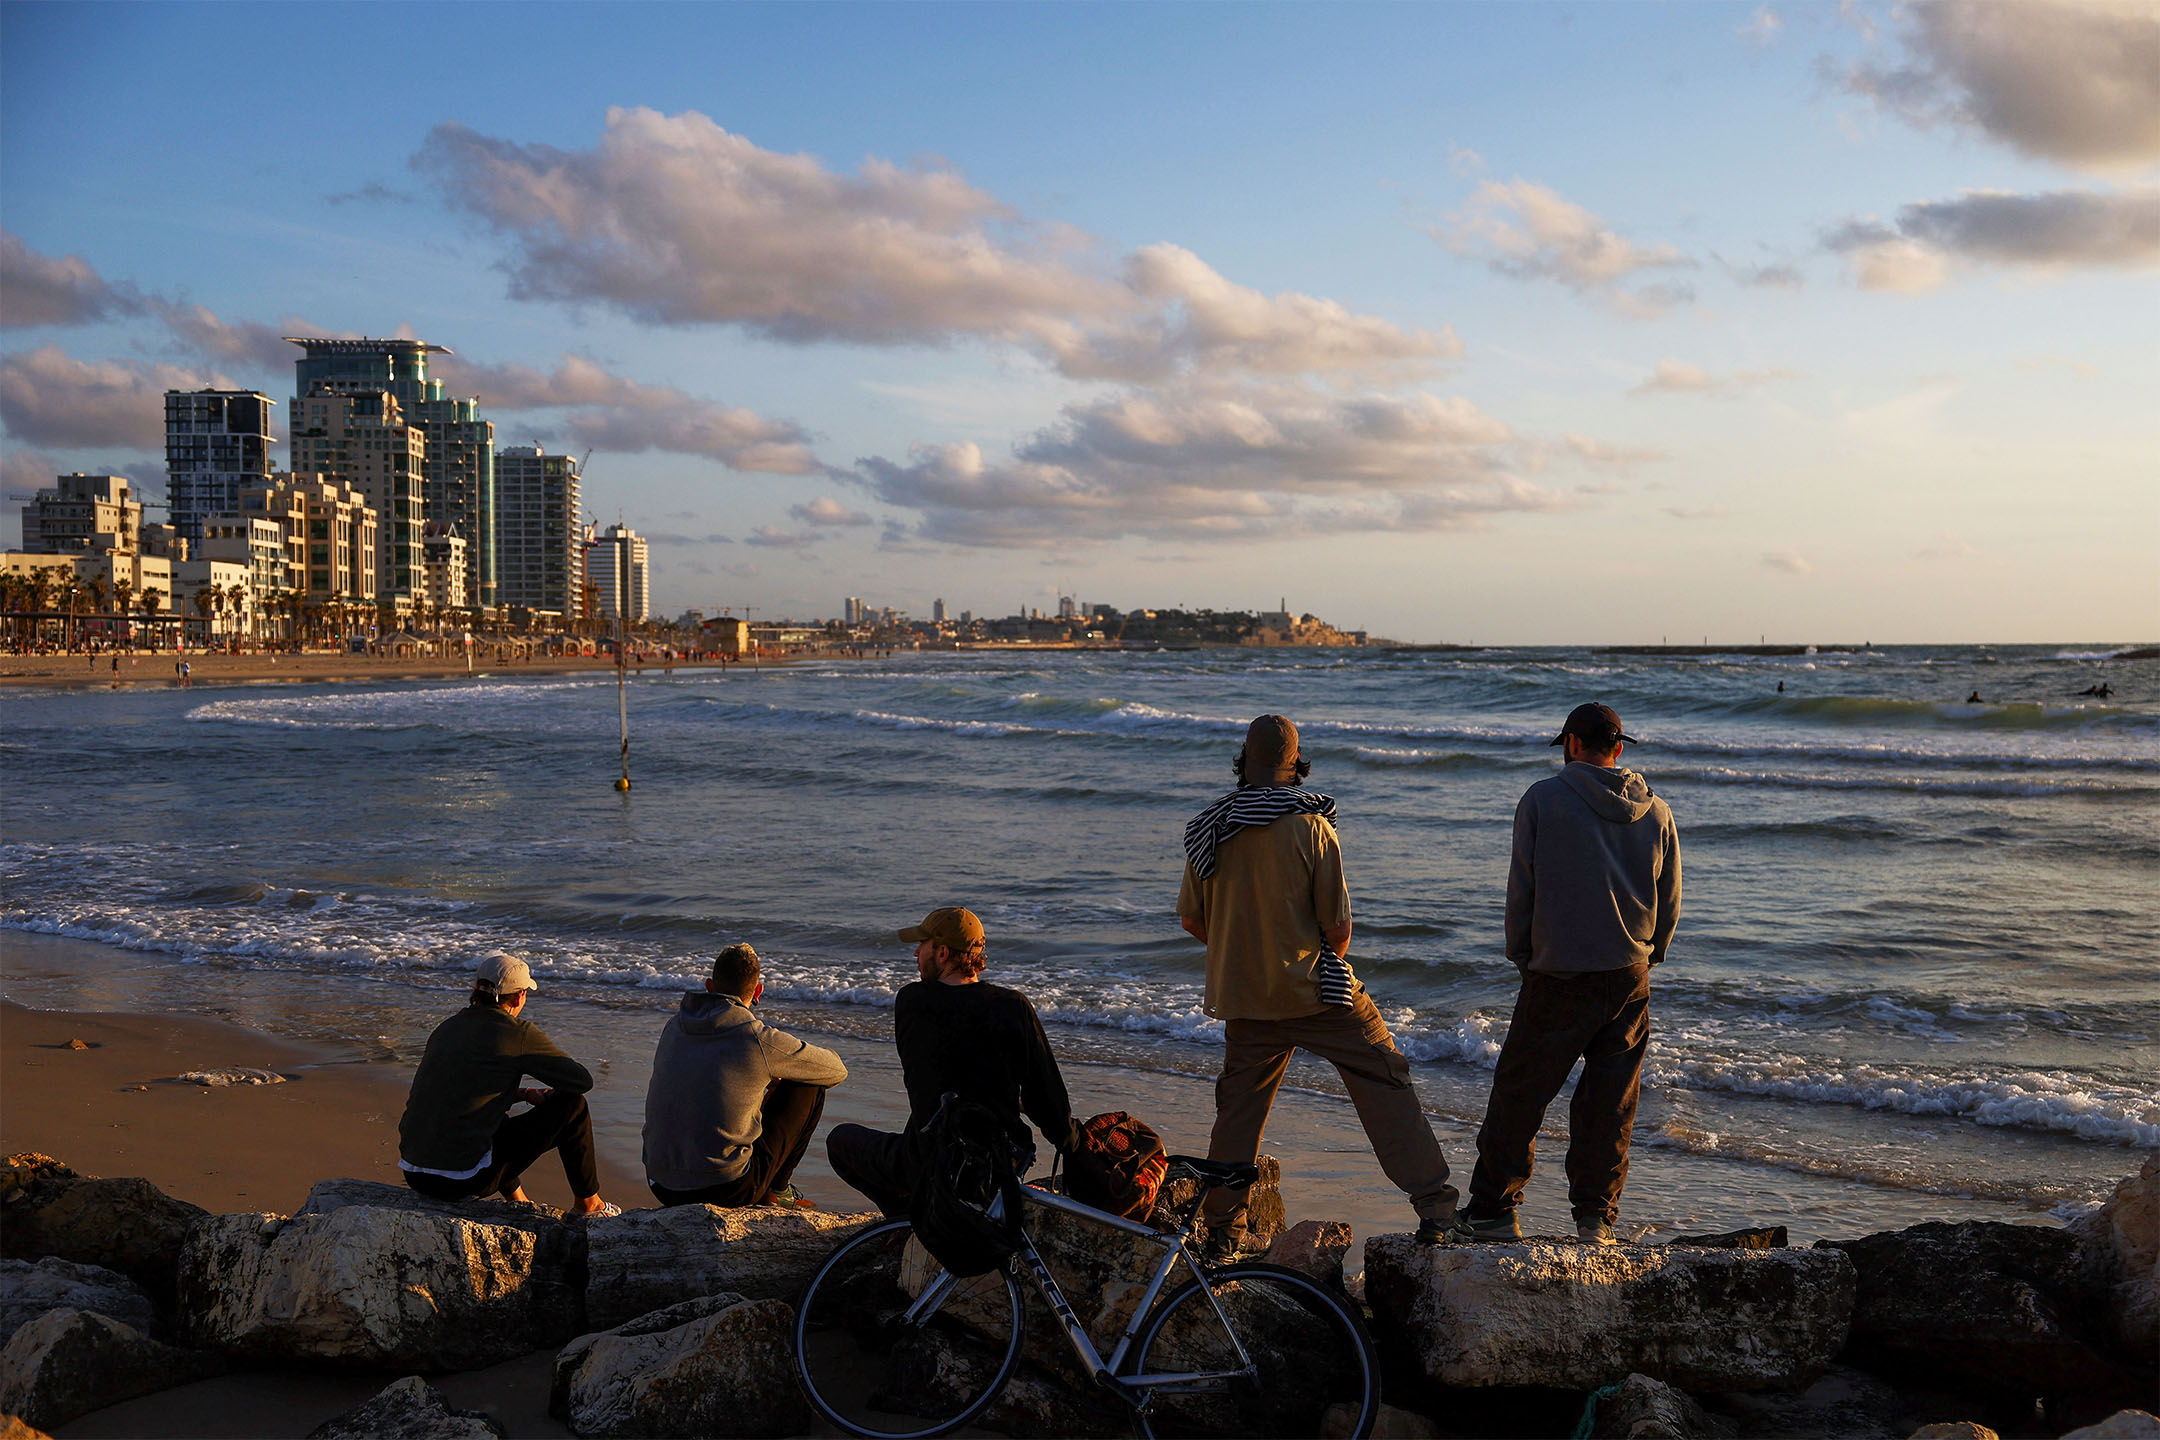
[1468,965,1651,1226]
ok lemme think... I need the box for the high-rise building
[421,527,468,612]
[494,446,582,613]
[932,597,946,624]
[165,390,274,545]
[234,474,378,604]
[587,523,649,623]
[21,474,142,556]
[286,337,497,606]
[843,596,864,625]
[289,387,426,603]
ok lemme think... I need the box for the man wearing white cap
[397,955,619,1216]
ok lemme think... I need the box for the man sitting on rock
[826,907,1082,1215]
[643,942,848,1208]
[397,955,619,1216]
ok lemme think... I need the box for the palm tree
[140,586,163,651]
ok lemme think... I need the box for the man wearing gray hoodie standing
[1464,704,1682,1244]
[644,943,848,1207]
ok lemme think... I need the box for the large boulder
[1149,1155,1286,1243]
[550,1293,809,1438]
[1364,1235,1854,1392]
[579,1203,874,1330]
[306,1375,504,1440]
[1,1414,52,1439]
[179,1203,581,1371]
[0,1308,222,1431]
[0,1156,206,1306]
[2061,1412,2160,1440]
[1698,1364,1913,1440]
[1588,1373,1736,1439]
[0,1258,157,1345]
[1265,1220,1353,1290]
[2071,1157,2160,1361]
[1820,1220,2138,1406]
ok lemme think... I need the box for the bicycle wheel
[1127,1261,1381,1440]
[793,1217,1026,1440]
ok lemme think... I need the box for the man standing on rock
[397,955,619,1216]
[1179,715,1467,1258]
[1464,703,1682,1245]
[826,906,1082,1215]
[643,942,847,1208]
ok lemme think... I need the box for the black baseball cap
[1550,703,1639,748]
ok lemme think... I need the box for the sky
[0,1,2153,644]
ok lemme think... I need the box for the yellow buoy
[614,776,631,792]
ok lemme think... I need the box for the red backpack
[1065,1111,1169,1221]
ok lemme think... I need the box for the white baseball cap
[475,955,538,996]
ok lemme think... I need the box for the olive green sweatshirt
[397,1004,594,1172]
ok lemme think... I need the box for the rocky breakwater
[1363,1233,1856,1395]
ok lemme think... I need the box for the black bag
[909,1099,1024,1278]
[1064,1111,1169,1221]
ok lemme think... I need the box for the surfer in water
[1966,690,1983,704]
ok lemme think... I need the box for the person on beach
[826,906,1082,1216]
[397,956,619,1216]
[1462,703,1682,1246]
[1178,715,1467,1258]
[642,942,847,1209]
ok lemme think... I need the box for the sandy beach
[0,650,784,691]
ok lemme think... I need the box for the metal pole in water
[614,616,631,792]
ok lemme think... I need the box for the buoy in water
[614,776,631,792]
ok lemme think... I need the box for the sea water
[3,645,2153,1242]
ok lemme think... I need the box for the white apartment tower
[165,390,275,545]
[587,523,650,624]
[289,386,427,603]
[494,446,582,613]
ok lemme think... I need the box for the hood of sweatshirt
[1559,762,1658,824]
[672,990,754,1037]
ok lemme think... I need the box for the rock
[550,1294,807,1438]
[179,1203,581,1370]
[63,1040,87,1052]
[580,1203,874,1330]
[0,1413,52,1439]
[1149,1155,1286,1244]
[306,1375,503,1440]
[1821,1220,2136,1404]
[1364,1235,1854,1391]
[167,1067,285,1086]
[1264,1219,1353,1289]
[1701,1363,1911,1440]
[2070,1156,2160,1360]
[1589,1373,1736,1439]
[0,1259,156,1345]
[2060,1413,2160,1440]
[1325,1401,1442,1438]
[1908,1424,1997,1439]
[0,1168,207,1307]
[0,1308,222,1431]
[299,1177,570,1233]
[1668,1226,1787,1250]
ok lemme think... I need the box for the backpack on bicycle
[910,1098,1025,1277]
[1064,1111,1169,1221]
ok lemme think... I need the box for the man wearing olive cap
[1180,715,1467,1255]
[1463,703,1683,1245]
[826,907,1082,1215]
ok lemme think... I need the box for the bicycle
[793,1153,1381,1439]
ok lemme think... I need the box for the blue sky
[2,0,2153,641]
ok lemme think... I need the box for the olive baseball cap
[1243,714,1299,769]
[475,954,538,996]
[898,906,985,952]
[1550,702,1640,748]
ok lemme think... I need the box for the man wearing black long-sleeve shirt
[827,906,1080,1215]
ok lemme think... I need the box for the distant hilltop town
[773,595,1369,651]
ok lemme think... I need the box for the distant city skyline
[1,2,2153,643]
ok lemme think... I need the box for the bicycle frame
[964,1181,1260,1412]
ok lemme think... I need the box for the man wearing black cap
[1463,703,1682,1245]
[826,906,1082,1215]
[1179,715,1467,1255]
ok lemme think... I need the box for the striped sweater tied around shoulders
[1182,786,1360,1006]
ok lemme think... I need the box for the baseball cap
[475,954,538,996]
[1243,714,1299,770]
[898,906,985,952]
[1549,702,1640,748]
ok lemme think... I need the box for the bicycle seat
[1164,1155,1259,1189]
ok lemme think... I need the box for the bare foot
[501,1186,532,1205]
[571,1195,610,1216]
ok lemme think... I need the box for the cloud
[742,525,820,550]
[431,354,819,474]
[0,445,61,491]
[1762,551,1813,575]
[1716,254,1807,289]
[0,345,228,448]
[0,231,145,329]
[325,182,418,207]
[1827,187,2160,289]
[153,304,353,374]
[1629,359,1798,396]
[1843,0,2160,173]
[790,495,871,527]
[1665,504,1730,519]
[1738,6,1783,48]
[415,107,1449,381]
[855,377,1588,547]
[1435,179,1695,315]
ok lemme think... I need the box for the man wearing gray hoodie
[1464,703,1682,1244]
[643,943,848,1207]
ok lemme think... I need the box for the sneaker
[581,1201,623,1220]
[1575,1216,1616,1245]
[762,1184,815,1210]
[1460,1209,1524,1242]
[1414,1214,1474,1246]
